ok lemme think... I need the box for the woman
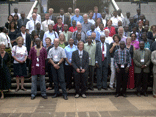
[5,15,13,29]
[109,34,120,90]
[130,33,140,50]
[151,25,156,41]
[131,26,139,40]
[53,17,64,35]
[13,14,19,29]
[126,37,135,89]
[59,33,68,49]
[95,18,102,31]
[12,36,28,92]
[104,20,116,37]
[0,42,11,99]
[8,21,18,46]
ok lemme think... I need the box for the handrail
[27,0,39,19]
[111,0,124,18]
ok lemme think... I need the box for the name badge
[141,59,144,62]
[103,51,106,54]
[69,58,72,61]
[37,58,39,62]
[89,57,91,60]
[121,64,124,68]
[36,63,39,67]
[80,56,82,59]
[54,55,58,59]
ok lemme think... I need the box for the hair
[126,37,131,43]
[76,32,81,38]
[77,41,84,48]
[151,25,156,31]
[60,8,64,11]
[7,15,13,21]
[0,42,6,46]
[104,29,110,33]
[130,33,137,37]
[8,21,17,30]
[20,25,26,28]
[107,20,112,24]
[45,37,51,42]
[33,7,38,10]
[118,26,124,32]
[57,16,62,20]
[88,10,93,14]
[113,34,121,41]
[14,14,19,20]
[16,36,24,44]
[75,8,80,12]
[94,6,98,9]
[59,33,65,41]
[48,24,53,27]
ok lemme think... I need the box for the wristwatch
[145,65,147,67]
[57,63,60,65]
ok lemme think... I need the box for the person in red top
[53,17,64,35]
[69,20,77,32]
[104,20,116,37]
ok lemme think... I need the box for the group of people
[0,5,156,100]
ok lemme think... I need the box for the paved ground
[0,94,156,117]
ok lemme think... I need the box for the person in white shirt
[88,10,95,25]
[26,13,41,34]
[11,7,21,19]
[42,13,55,32]
[110,11,122,28]
[104,29,113,45]
[97,23,105,36]
[101,12,107,27]
[28,7,41,23]
[43,24,59,46]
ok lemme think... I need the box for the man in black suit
[49,8,57,24]
[95,35,110,90]
[59,8,70,27]
[72,41,89,98]
[17,12,29,31]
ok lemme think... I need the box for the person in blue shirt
[92,6,102,21]
[64,38,77,91]
[71,8,83,26]
[86,24,100,42]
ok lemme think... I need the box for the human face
[113,11,117,17]
[131,34,136,41]
[100,24,104,30]
[120,42,125,49]
[60,10,64,15]
[45,38,51,45]
[118,21,122,27]
[87,37,92,43]
[138,22,143,28]
[35,39,41,46]
[72,21,76,27]
[64,25,68,31]
[77,24,82,30]
[59,34,65,41]
[91,25,95,31]
[68,8,72,13]
[57,19,62,24]
[21,13,25,19]
[75,9,80,16]
[69,38,74,45]
[139,42,144,50]
[17,39,23,47]
[83,15,88,22]
[124,26,129,32]
[107,20,112,27]
[91,33,96,39]
[49,10,53,15]
[102,13,106,19]
[32,14,37,20]
[94,8,98,13]
[48,25,53,32]
[100,37,105,43]
[14,8,18,13]
[54,39,59,47]
[114,36,119,43]
[8,15,13,21]
[78,43,84,51]
[89,12,93,18]
[126,38,131,45]
[45,14,49,20]
[11,22,15,28]
[142,33,147,41]
[20,26,26,33]
[33,9,37,13]
[118,28,124,36]
[0,44,5,53]
[105,31,109,37]
[77,34,81,40]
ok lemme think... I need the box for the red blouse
[104,26,116,37]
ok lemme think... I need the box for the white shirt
[0,32,12,49]
[21,32,26,46]
[101,42,107,57]
[110,16,122,28]
[88,19,95,25]
[28,14,41,23]
[26,20,42,34]
[43,31,59,47]
[105,36,114,45]
[95,26,100,32]
[11,13,21,19]
[101,18,106,27]
[78,50,83,56]
[98,30,105,36]
[42,19,55,32]
[60,15,64,24]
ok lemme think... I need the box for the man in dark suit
[95,35,110,90]
[59,8,70,27]
[72,41,89,98]
[49,8,57,24]
[17,12,29,31]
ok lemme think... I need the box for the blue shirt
[92,13,102,20]
[144,42,150,50]
[71,15,84,26]
[64,44,77,65]
[86,30,101,42]
[43,31,59,47]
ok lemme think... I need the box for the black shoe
[103,88,108,90]
[122,94,127,97]
[31,96,35,100]
[52,94,59,98]
[89,87,94,91]
[63,95,68,100]
[137,92,141,97]
[42,96,47,99]
[98,88,101,91]
[143,92,148,97]
[115,94,120,97]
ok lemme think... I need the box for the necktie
[95,13,97,21]
[102,43,105,61]
[79,51,82,69]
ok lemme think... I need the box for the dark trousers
[87,65,95,88]
[135,70,148,93]
[51,63,67,96]
[116,66,128,94]
[74,71,87,95]
[65,65,73,89]
[47,63,53,87]
[97,58,108,89]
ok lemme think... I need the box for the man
[86,24,100,42]
[114,41,131,97]
[104,29,113,45]
[97,23,105,36]
[42,13,55,32]
[63,24,72,42]
[133,41,151,97]
[65,7,75,20]
[151,50,156,98]
[118,26,127,43]
[144,25,153,41]
[88,10,95,25]
[128,17,136,32]
[96,36,110,90]
[141,32,153,50]
[115,21,123,34]
[28,7,41,23]
[64,38,77,90]
[84,36,96,90]
[124,25,131,37]
[31,23,44,41]
[26,13,41,34]
[28,38,47,100]
[72,23,86,43]
[105,7,111,20]
[49,8,57,24]
[11,7,21,19]
[110,11,122,28]
[59,8,70,26]
[82,14,92,33]
[138,21,145,41]
[71,8,83,26]
[151,41,156,52]
[91,32,99,44]
[43,24,59,47]
[72,41,89,98]
[69,20,77,32]
[101,12,107,27]
[133,8,141,23]
[48,38,68,100]
[124,12,130,26]
[92,6,102,21]
[17,12,29,30]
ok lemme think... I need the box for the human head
[138,21,143,28]
[83,14,88,22]
[0,42,6,53]
[36,23,41,30]
[35,38,41,46]
[151,25,156,32]
[91,32,96,40]
[124,25,129,32]
[144,20,149,26]
[57,17,62,24]
[91,24,95,31]
[8,15,13,22]
[49,8,54,15]
[45,13,49,20]
[141,32,147,41]
[139,41,145,50]
[94,6,98,13]
[104,29,110,37]
[48,24,53,32]
[144,25,149,32]
[113,34,121,43]
[60,8,64,15]
[99,23,104,30]
[126,37,132,45]
[130,33,137,41]
[118,26,124,37]
[45,37,51,45]
[107,20,112,27]
[54,38,59,47]
[33,7,38,13]
[64,24,68,31]
[68,38,74,45]
[72,20,76,27]
[13,14,19,21]
[76,32,81,41]
[87,36,92,43]
[16,36,24,47]
[21,11,25,19]
[101,12,106,19]
[129,17,134,24]
[113,10,117,17]
[88,10,94,19]
[126,12,130,18]
[32,13,37,20]
[136,8,141,15]
[9,21,16,30]
[20,25,26,33]
[59,33,65,42]
[117,9,122,16]
[75,8,80,16]
[68,7,72,13]
[77,41,84,51]
[118,21,122,27]
[100,35,105,43]
[14,7,18,13]
[77,22,82,30]
[120,41,125,50]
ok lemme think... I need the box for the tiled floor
[0,95,156,117]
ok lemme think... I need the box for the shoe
[137,92,141,97]
[42,96,47,99]
[82,94,87,98]
[21,88,27,91]
[122,94,127,97]
[153,95,156,98]
[143,92,148,97]
[63,95,68,100]
[89,87,94,91]
[52,94,59,98]
[110,87,115,90]
[75,94,80,98]
[31,96,35,100]
[98,88,101,91]
[103,88,108,90]
[115,94,120,97]
[15,88,20,92]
